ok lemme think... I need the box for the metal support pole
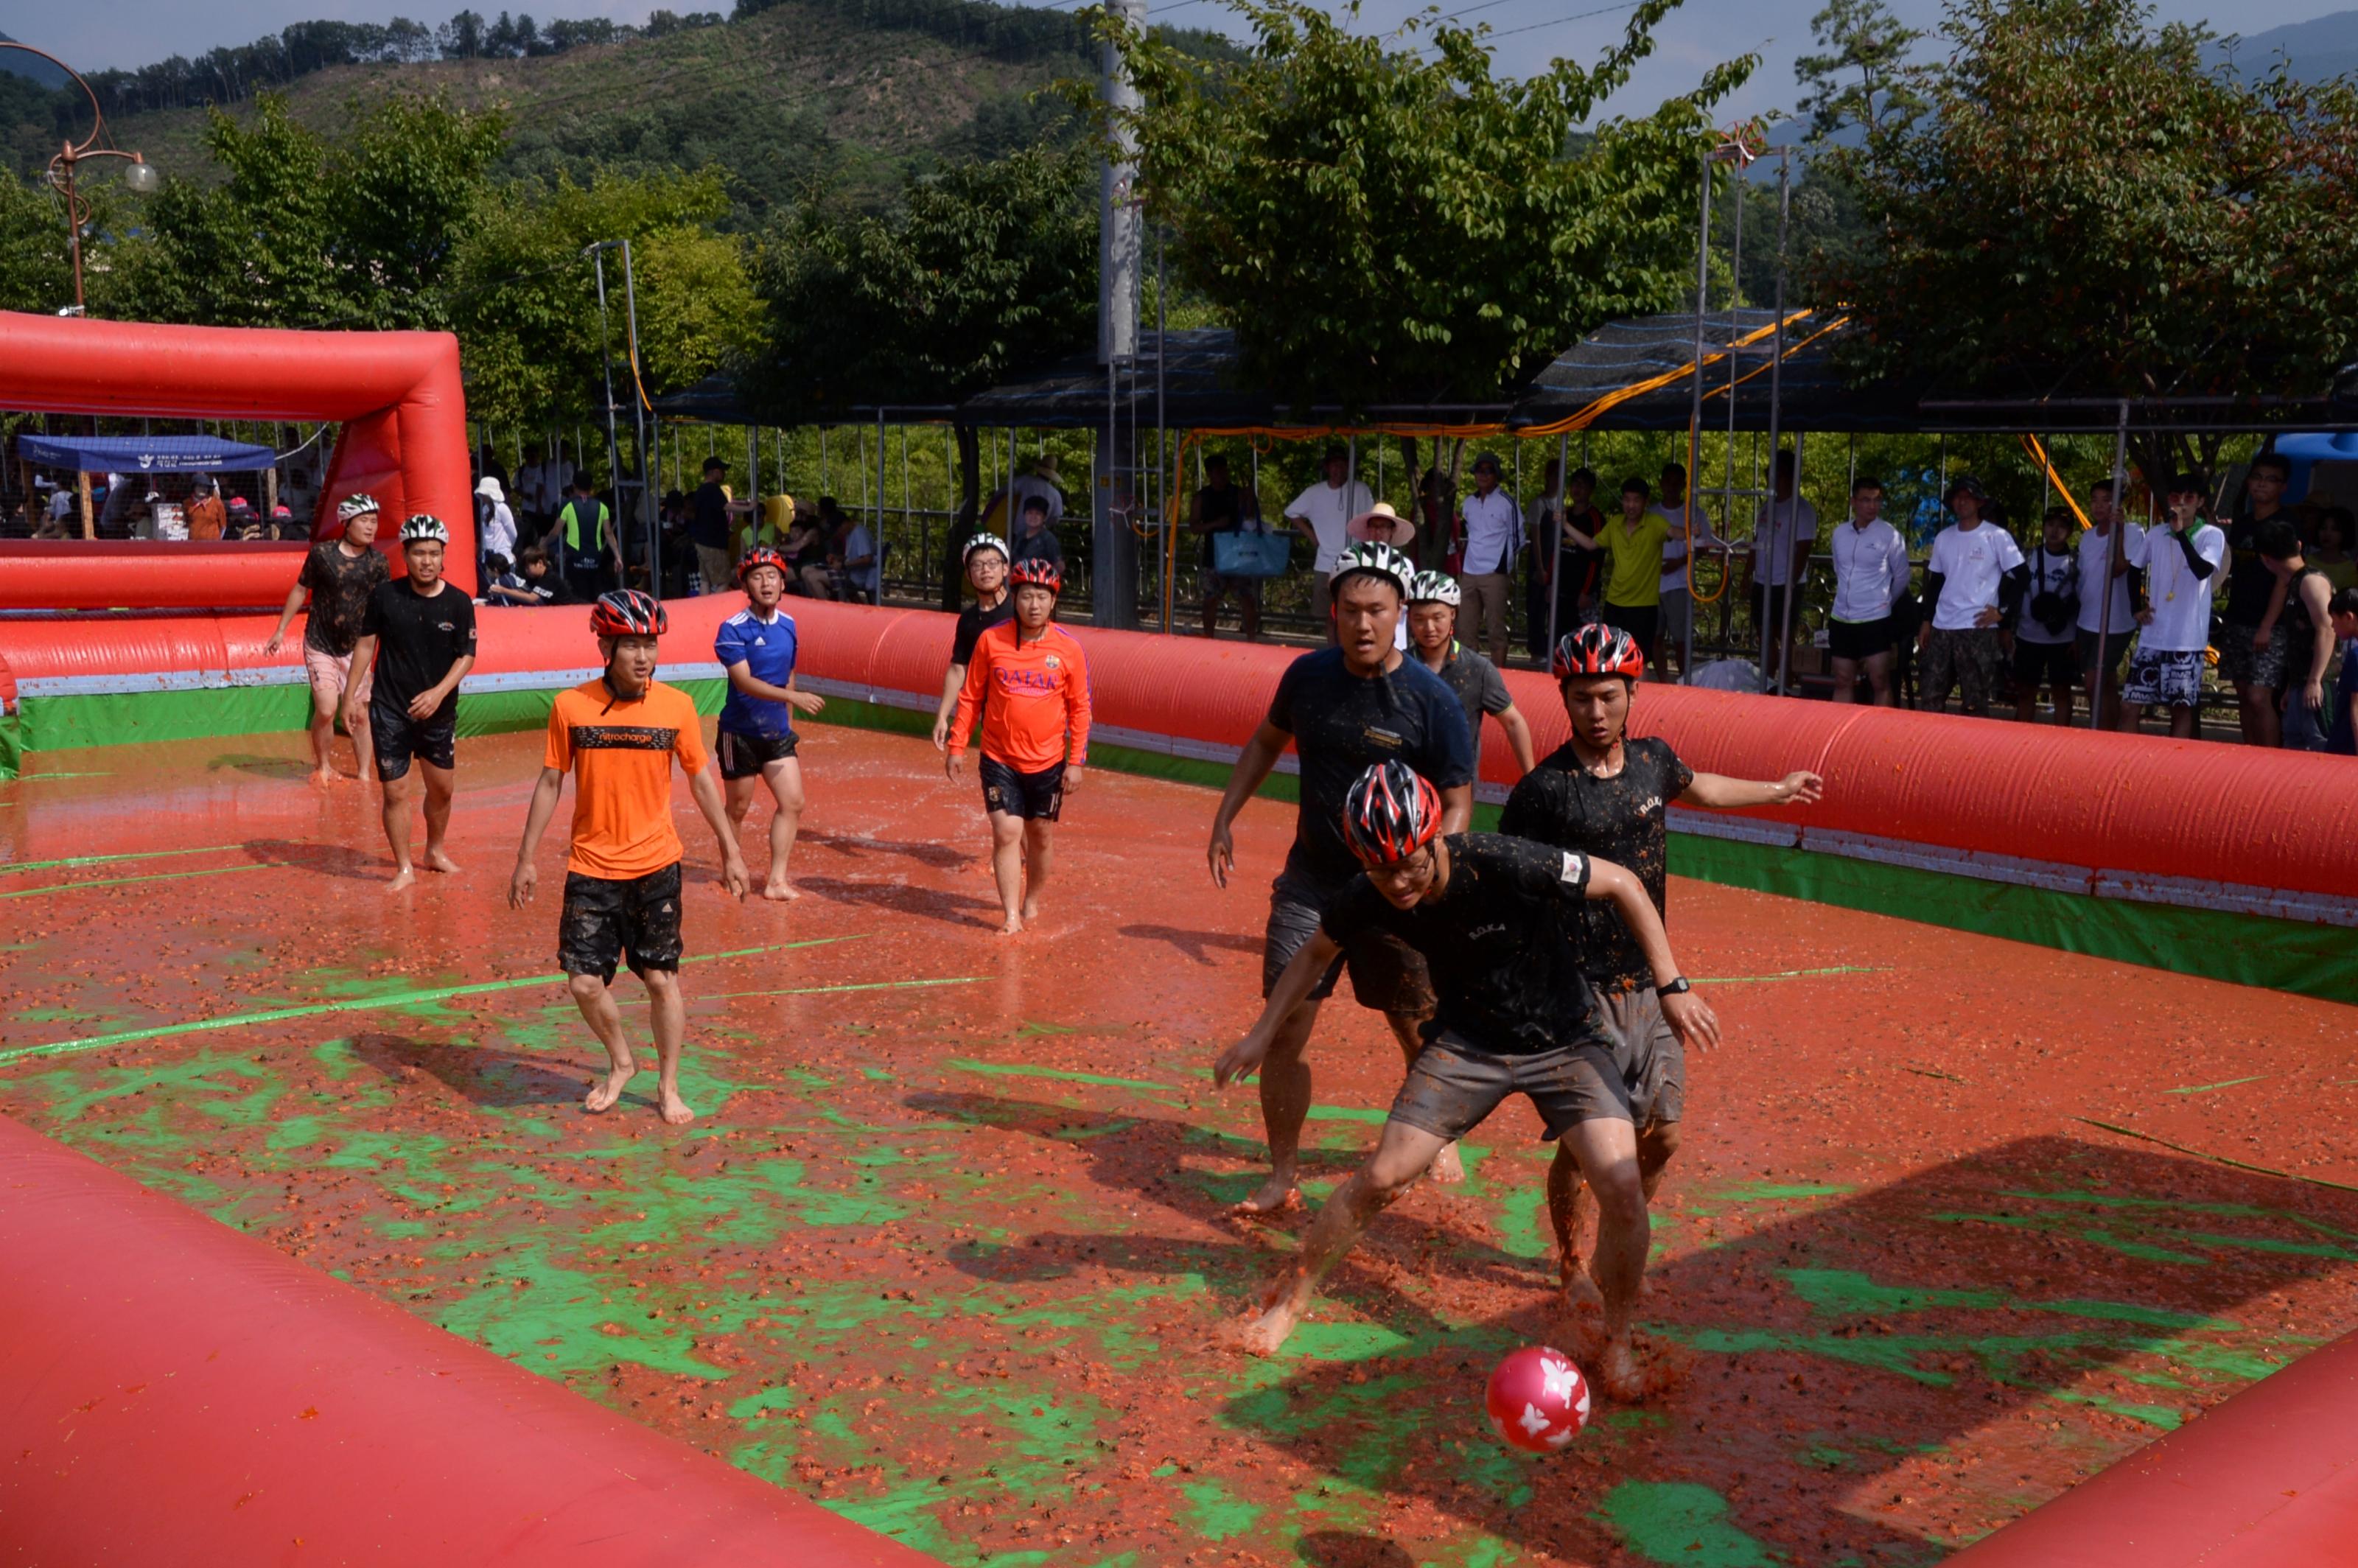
[1766,150,1796,693]
[619,239,654,583]
[876,407,889,604]
[590,248,625,587]
[1684,150,1712,684]
[2093,400,2129,730]
[1156,225,1168,634]
[1547,430,1570,657]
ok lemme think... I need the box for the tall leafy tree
[1816,0,2358,480]
[1793,0,1926,141]
[1094,0,1752,412]
[0,172,78,315]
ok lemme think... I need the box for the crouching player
[509,590,750,1124]
[1214,760,1718,1396]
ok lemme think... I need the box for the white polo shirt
[1925,521,2026,631]
[1287,479,1374,574]
[1459,488,1520,575]
[1829,518,1911,623]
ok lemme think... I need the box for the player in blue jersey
[715,546,825,900]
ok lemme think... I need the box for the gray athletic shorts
[1262,872,1436,1015]
[1388,1030,1631,1146]
[1598,984,1685,1130]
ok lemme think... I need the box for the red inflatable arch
[0,309,477,604]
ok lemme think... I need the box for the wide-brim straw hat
[1347,502,1417,546]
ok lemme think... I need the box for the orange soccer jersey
[947,621,1092,772]
[544,678,710,878]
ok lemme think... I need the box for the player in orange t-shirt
[508,590,749,1124]
[945,559,1092,935]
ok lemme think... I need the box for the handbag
[1212,529,1292,578]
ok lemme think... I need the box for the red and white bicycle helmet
[1552,623,1645,682]
[589,588,669,638]
[737,545,788,583]
[1341,761,1445,867]
[1008,558,1063,595]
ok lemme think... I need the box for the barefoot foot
[1226,1177,1303,1222]
[309,769,341,788]
[385,867,417,893]
[584,1062,637,1113]
[1019,896,1042,923]
[996,914,1024,936]
[424,848,461,875]
[1427,1142,1465,1184]
[657,1088,696,1126]
[760,878,801,902]
[1596,1336,1653,1403]
[1558,1257,1605,1315]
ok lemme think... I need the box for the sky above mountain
[7,0,2350,119]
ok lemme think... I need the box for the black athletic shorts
[979,755,1065,821]
[716,726,800,780]
[2012,637,2077,692]
[2076,628,2129,676]
[1262,871,1437,1015]
[1601,601,1659,656]
[369,697,457,781]
[1389,1030,1630,1146]
[559,861,685,984]
[1827,615,1896,662]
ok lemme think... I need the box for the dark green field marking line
[2165,1075,2270,1096]
[1903,1065,1969,1084]
[1,842,248,876]
[1691,965,1880,984]
[630,977,986,1004]
[2075,1117,2358,1195]
[0,863,274,900]
[0,771,115,783]
[0,937,864,1066]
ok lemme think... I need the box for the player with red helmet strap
[344,514,476,891]
[1500,625,1822,1379]
[1217,760,1719,1369]
[716,547,826,901]
[944,557,1092,934]
[509,590,750,1125]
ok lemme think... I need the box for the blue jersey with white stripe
[714,607,799,739]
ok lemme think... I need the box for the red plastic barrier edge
[6,596,2357,904]
[0,1113,938,1567]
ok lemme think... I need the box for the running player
[344,515,477,892]
[1215,761,1719,1393]
[1406,570,1538,777]
[931,534,1012,750]
[1497,624,1821,1320]
[508,590,750,1125]
[944,559,1092,934]
[263,493,388,784]
[1207,542,1477,1214]
[716,545,825,901]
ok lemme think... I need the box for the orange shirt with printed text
[544,678,710,878]
[947,621,1092,771]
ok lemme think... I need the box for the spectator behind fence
[1522,459,1595,660]
[2013,506,2082,727]
[1012,495,1064,572]
[1194,453,1267,641]
[2222,452,2297,746]
[1009,454,1066,531]
[547,475,614,598]
[185,475,227,542]
[1452,451,1519,665]
[690,457,735,592]
[1654,462,1721,679]
[1827,475,1912,707]
[1286,445,1374,623]
[801,500,878,601]
[2119,473,2225,740]
[1743,450,1818,693]
[475,476,517,573]
[486,544,570,606]
[2326,588,2358,755]
[1583,477,1670,665]
[2309,506,2355,592]
[1916,475,2026,718]
[2076,479,2144,728]
[2261,521,2337,752]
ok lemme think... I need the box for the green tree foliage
[110,91,505,329]
[0,170,77,314]
[1793,0,1925,141]
[448,166,760,430]
[748,139,1096,411]
[1097,0,1752,412]
[1816,0,2358,476]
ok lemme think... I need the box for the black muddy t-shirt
[360,578,477,724]
[1320,833,1609,1054]
[1266,646,1476,890]
[1499,735,1694,989]
[297,541,390,657]
[951,596,1015,665]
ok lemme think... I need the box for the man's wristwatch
[1656,976,1692,997]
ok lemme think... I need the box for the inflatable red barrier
[0,1113,937,1567]
[0,309,475,603]
[1942,1326,2358,1567]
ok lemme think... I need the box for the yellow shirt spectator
[1597,509,1672,609]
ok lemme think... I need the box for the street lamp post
[1,41,158,315]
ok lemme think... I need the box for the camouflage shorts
[558,861,684,984]
[1920,627,2006,714]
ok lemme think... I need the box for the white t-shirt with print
[1750,495,1819,587]
[1926,522,2026,632]
[1459,489,1520,575]
[2127,522,2226,652]
[1287,479,1374,574]
[2077,522,2146,636]
[1657,500,1718,594]
[2018,545,2079,645]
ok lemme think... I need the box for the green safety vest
[559,499,608,553]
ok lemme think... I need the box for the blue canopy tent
[18,433,279,537]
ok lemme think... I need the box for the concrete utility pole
[1098,0,1144,367]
